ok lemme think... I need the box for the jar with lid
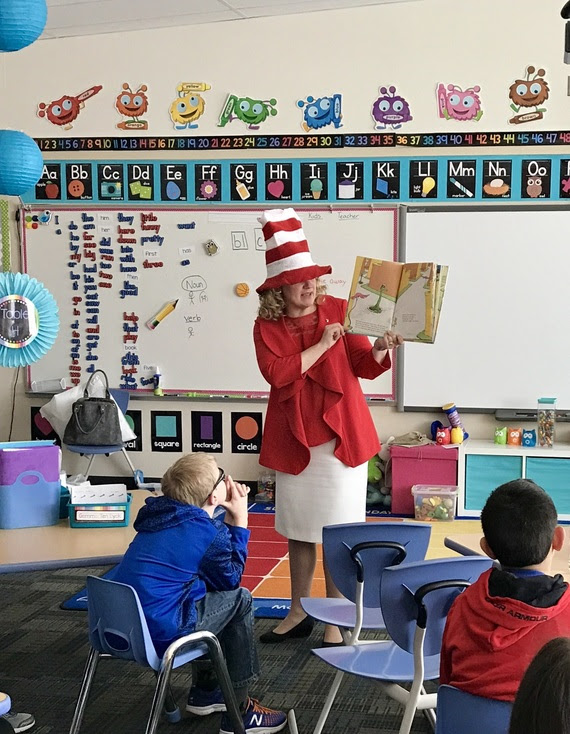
[537,397,556,448]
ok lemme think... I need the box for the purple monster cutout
[371,85,413,130]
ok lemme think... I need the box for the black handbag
[63,370,123,446]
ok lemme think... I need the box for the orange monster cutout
[115,83,149,130]
[507,427,522,446]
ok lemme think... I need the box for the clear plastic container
[411,485,458,522]
[537,397,556,448]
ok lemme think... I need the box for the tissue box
[0,444,61,529]
[69,493,132,528]
[412,485,458,522]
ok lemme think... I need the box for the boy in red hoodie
[440,478,570,702]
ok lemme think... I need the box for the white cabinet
[458,440,570,520]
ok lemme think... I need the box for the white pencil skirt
[275,440,367,543]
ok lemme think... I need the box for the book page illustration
[392,262,436,341]
[345,257,403,338]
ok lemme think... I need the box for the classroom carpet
[1,563,437,734]
[60,508,319,618]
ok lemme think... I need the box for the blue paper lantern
[0,0,47,51]
[0,130,43,196]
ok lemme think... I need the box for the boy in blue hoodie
[112,453,286,734]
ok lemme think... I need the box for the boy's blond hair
[161,453,219,506]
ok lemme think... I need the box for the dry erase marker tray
[68,493,132,528]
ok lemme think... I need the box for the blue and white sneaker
[220,697,287,734]
[186,686,227,716]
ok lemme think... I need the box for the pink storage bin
[389,445,458,516]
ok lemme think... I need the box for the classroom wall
[1,0,567,479]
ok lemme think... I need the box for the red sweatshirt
[440,567,570,701]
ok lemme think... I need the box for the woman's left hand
[374,331,404,351]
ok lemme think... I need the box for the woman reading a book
[253,208,403,646]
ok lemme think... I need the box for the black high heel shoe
[259,616,314,643]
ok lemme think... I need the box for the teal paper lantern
[0,0,47,51]
[0,130,43,196]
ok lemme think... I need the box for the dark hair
[481,479,557,567]
[509,637,570,734]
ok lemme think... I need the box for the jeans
[194,587,260,690]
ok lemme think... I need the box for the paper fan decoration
[0,272,59,367]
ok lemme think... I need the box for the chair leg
[121,448,140,484]
[69,648,100,734]
[398,680,423,734]
[204,635,245,734]
[146,664,174,734]
[84,454,96,479]
[312,670,345,734]
[152,674,181,724]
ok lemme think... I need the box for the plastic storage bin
[389,444,458,516]
[0,444,61,529]
[68,493,132,528]
[537,397,556,448]
[412,484,458,521]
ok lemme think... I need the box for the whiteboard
[401,206,570,411]
[23,206,398,398]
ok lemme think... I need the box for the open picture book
[344,256,448,343]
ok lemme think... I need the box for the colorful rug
[61,509,304,618]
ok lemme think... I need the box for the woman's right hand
[319,322,345,350]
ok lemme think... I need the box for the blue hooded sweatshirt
[111,495,250,656]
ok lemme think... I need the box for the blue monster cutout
[297,94,342,132]
[371,85,413,130]
[522,429,537,447]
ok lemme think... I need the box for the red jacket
[254,295,390,475]
[440,568,570,701]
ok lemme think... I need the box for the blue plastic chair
[69,576,245,734]
[302,521,432,636]
[309,556,493,734]
[435,685,512,734]
[300,522,432,728]
[65,389,142,486]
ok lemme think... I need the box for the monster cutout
[507,427,522,446]
[436,427,451,445]
[522,429,537,447]
[218,94,277,130]
[296,94,342,131]
[169,82,210,130]
[494,426,508,445]
[508,66,549,125]
[371,86,413,129]
[37,85,102,130]
[437,83,483,122]
[115,83,149,130]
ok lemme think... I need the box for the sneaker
[2,711,35,733]
[186,686,227,716]
[220,697,287,734]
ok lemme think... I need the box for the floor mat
[60,512,303,617]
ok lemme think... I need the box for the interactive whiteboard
[401,206,570,411]
[23,206,398,398]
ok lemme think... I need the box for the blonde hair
[161,453,219,506]
[257,279,328,321]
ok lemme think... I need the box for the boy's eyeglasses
[212,467,225,493]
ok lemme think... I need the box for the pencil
[146,299,179,330]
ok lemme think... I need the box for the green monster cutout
[218,93,277,130]
[494,426,507,445]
